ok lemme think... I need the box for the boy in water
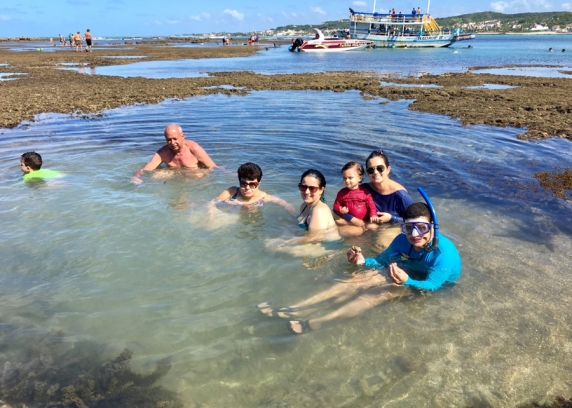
[20,152,61,181]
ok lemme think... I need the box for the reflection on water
[1,91,571,406]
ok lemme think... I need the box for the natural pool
[1,90,572,406]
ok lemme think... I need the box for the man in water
[131,123,217,184]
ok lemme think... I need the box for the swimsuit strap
[229,188,239,202]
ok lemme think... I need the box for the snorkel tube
[417,187,439,251]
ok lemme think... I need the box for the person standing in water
[84,29,92,52]
[131,124,217,184]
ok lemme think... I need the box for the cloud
[0,14,10,21]
[223,9,244,20]
[190,12,210,21]
[310,6,326,14]
[490,1,509,11]
[490,0,552,11]
[65,0,89,5]
[166,19,180,25]
[154,20,162,25]
[353,1,367,6]
[563,2,571,8]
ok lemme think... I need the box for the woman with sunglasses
[296,169,338,234]
[210,162,294,214]
[338,150,413,247]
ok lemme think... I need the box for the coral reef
[0,331,182,408]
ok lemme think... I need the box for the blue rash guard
[363,233,462,291]
[336,184,413,224]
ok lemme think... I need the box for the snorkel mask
[417,187,439,252]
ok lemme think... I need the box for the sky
[0,0,570,37]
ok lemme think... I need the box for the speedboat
[289,29,372,52]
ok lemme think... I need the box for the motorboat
[289,29,372,52]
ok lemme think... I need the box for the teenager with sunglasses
[210,162,294,214]
[337,150,414,247]
[259,202,461,334]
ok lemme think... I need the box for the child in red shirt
[333,161,379,228]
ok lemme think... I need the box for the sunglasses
[298,184,320,194]
[400,222,431,236]
[239,180,259,189]
[366,165,386,174]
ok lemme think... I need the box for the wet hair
[403,202,432,222]
[21,152,42,170]
[366,149,390,168]
[341,161,364,178]
[237,162,262,182]
[300,169,326,188]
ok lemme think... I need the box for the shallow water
[1,88,572,406]
[75,35,572,78]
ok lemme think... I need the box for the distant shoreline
[477,31,572,35]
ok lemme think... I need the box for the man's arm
[131,152,163,183]
[188,141,216,169]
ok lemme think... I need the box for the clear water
[2,36,572,407]
[76,35,572,78]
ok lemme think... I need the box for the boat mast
[372,0,377,13]
[427,0,431,14]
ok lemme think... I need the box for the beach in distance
[0,33,572,407]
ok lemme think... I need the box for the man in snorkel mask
[349,201,462,291]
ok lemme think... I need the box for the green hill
[436,11,572,30]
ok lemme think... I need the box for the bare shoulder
[314,201,333,215]
[184,139,201,150]
[388,179,407,193]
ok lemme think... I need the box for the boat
[348,6,455,48]
[453,28,476,41]
[454,33,476,41]
[289,28,372,52]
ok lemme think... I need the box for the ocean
[0,34,571,407]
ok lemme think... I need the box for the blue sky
[0,0,569,37]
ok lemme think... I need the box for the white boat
[289,29,372,52]
[348,7,455,48]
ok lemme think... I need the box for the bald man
[131,124,216,184]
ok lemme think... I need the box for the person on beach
[333,161,378,233]
[20,152,61,181]
[73,32,83,52]
[258,201,462,334]
[131,124,217,184]
[210,162,295,215]
[84,29,92,52]
[336,150,413,246]
[59,34,64,46]
[68,32,73,48]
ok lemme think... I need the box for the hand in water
[130,176,143,185]
[347,248,365,265]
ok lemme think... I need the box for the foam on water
[1,89,571,406]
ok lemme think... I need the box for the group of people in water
[21,123,462,335]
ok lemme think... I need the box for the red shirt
[333,186,377,220]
